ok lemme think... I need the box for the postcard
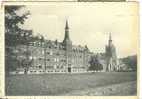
[0,2,139,99]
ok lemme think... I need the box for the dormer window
[46,52,50,55]
[47,59,50,61]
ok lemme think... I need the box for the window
[50,51,53,55]
[54,58,56,62]
[39,66,42,68]
[33,42,36,46]
[56,58,59,62]
[42,50,44,54]
[37,42,41,46]
[39,58,42,60]
[29,43,33,46]
[47,52,50,54]
[29,56,33,60]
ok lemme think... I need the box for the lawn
[5,72,137,96]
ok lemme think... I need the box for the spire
[65,20,69,29]
[64,20,70,41]
[63,20,72,48]
[108,33,112,45]
[109,33,112,41]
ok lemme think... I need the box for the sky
[19,3,138,58]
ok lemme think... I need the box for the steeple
[65,20,69,30]
[109,33,112,41]
[63,20,71,43]
[109,33,112,45]
[106,33,118,72]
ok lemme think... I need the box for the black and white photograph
[4,3,138,96]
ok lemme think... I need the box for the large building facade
[6,21,119,74]
[15,20,92,73]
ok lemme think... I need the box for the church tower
[63,20,72,72]
[109,33,112,46]
[105,33,118,72]
[63,20,72,48]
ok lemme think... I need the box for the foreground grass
[64,81,137,96]
[6,72,137,96]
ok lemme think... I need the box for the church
[105,33,118,71]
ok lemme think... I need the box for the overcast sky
[20,3,138,58]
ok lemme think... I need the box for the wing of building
[14,20,92,74]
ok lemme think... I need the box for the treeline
[88,54,104,71]
[120,55,137,71]
[88,54,137,72]
[5,6,36,73]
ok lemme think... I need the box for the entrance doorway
[68,67,71,72]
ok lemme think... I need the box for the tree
[5,6,32,73]
[89,55,103,71]
[5,6,32,46]
[121,55,137,71]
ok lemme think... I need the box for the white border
[139,0,141,99]
[0,1,140,98]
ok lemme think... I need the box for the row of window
[30,65,65,69]
[28,43,88,52]
[31,55,84,61]
[35,58,85,63]
[29,70,68,73]
[72,70,86,72]
[30,70,44,73]
[32,51,85,57]
[30,64,87,69]
[29,42,86,50]
[29,42,65,49]
[28,69,86,73]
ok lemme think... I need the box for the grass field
[5,72,137,96]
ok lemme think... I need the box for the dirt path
[63,81,137,96]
